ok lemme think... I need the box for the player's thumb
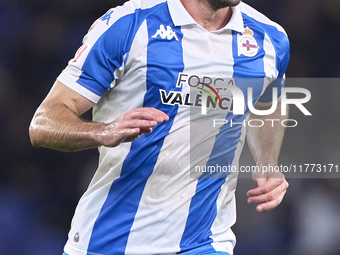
[253,176,267,187]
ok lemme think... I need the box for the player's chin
[207,0,242,9]
[224,0,242,6]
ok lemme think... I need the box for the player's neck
[180,0,232,31]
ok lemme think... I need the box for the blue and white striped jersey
[57,0,289,254]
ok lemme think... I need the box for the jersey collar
[167,0,244,33]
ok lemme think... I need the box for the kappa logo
[152,25,179,41]
[100,10,113,25]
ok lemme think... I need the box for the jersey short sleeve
[57,6,138,103]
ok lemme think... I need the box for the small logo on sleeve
[237,27,259,57]
[152,25,179,41]
[100,10,114,25]
[73,232,80,243]
[72,44,90,63]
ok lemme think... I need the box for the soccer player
[29,0,289,254]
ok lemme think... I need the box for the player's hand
[96,107,169,147]
[246,168,289,212]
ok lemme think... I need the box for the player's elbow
[29,124,39,148]
[29,117,44,148]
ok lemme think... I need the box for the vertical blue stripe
[87,3,184,254]
[179,151,239,252]
[180,15,268,253]
[179,113,244,251]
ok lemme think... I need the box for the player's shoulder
[238,2,289,68]
[129,0,167,10]
[108,0,167,21]
[84,0,167,46]
[238,2,288,38]
[97,0,167,31]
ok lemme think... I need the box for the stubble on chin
[206,0,242,10]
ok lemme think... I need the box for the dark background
[0,0,339,254]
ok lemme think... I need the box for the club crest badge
[237,27,259,57]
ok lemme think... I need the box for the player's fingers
[125,108,169,122]
[253,176,267,187]
[254,190,287,212]
[247,180,288,204]
[121,131,143,143]
[120,119,158,129]
[110,127,141,144]
[122,125,155,142]
[247,177,286,197]
[139,127,153,134]
[118,122,155,142]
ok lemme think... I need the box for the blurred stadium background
[0,0,339,254]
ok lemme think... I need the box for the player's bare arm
[29,80,169,151]
[246,100,289,212]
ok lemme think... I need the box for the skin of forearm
[29,101,104,152]
[246,101,289,166]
